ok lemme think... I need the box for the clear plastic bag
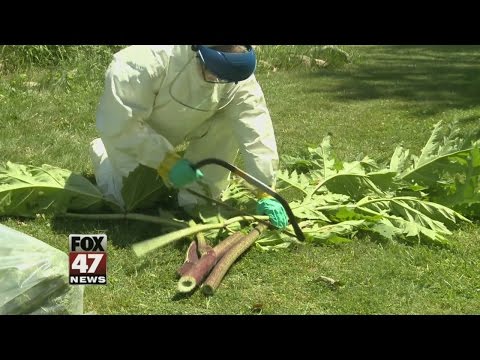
[0,223,84,315]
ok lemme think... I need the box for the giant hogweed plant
[272,121,479,247]
[127,120,480,254]
[1,121,479,254]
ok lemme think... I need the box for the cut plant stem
[133,215,269,257]
[62,212,188,228]
[177,231,245,293]
[202,224,267,296]
[188,219,212,255]
[176,241,199,278]
[212,232,245,257]
[196,231,211,256]
[178,249,217,293]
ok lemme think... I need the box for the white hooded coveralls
[90,45,279,208]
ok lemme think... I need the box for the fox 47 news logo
[69,234,107,285]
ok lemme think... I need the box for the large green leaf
[289,196,332,222]
[301,220,366,244]
[316,172,386,201]
[356,196,469,244]
[280,154,316,173]
[308,135,344,180]
[255,231,298,251]
[306,138,390,199]
[221,179,255,203]
[0,162,121,217]
[276,169,313,195]
[368,218,402,241]
[399,121,478,186]
[431,146,480,218]
[391,120,480,218]
[121,165,169,212]
[389,146,411,174]
[273,125,477,247]
[290,193,351,222]
[367,169,400,193]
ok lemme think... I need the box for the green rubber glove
[168,159,204,188]
[256,197,289,229]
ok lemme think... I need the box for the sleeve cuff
[256,190,274,199]
[157,151,181,182]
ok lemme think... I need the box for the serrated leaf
[367,169,400,193]
[307,144,391,199]
[325,175,382,200]
[334,206,382,222]
[396,218,449,245]
[289,196,331,222]
[359,155,381,172]
[289,193,352,222]
[309,135,338,179]
[399,121,478,186]
[303,220,365,244]
[431,146,480,218]
[356,196,469,244]
[280,154,315,173]
[276,169,313,194]
[314,193,352,205]
[416,122,465,168]
[255,231,296,251]
[221,178,256,202]
[369,218,401,240]
[312,170,387,201]
[389,146,411,174]
[217,178,258,216]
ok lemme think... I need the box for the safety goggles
[196,53,231,84]
[168,55,240,112]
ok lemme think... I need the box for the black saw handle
[192,158,305,241]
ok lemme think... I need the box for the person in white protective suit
[90,45,288,229]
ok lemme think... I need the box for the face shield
[169,54,240,112]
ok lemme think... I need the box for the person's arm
[96,46,176,171]
[222,76,287,229]
[226,75,279,188]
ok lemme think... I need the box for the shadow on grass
[49,215,170,249]
[171,291,195,301]
[48,164,191,249]
[48,197,197,250]
[303,45,480,116]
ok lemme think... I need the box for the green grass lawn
[1,45,479,314]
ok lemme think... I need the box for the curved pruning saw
[191,158,305,241]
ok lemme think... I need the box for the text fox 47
[69,234,107,285]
